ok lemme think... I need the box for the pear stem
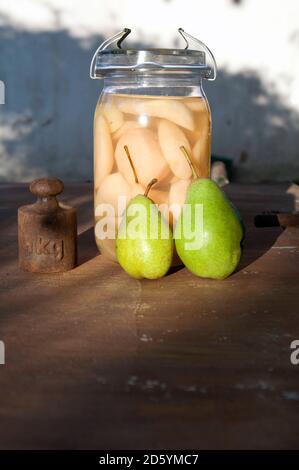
[124,145,139,184]
[144,178,158,197]
[180,145,199,179]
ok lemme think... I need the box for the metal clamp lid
[178,28,217,81]
[90,28,217,81]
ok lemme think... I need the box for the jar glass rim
[94,48,211,78]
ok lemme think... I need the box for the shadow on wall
[206,72,299,182]
[0,19,103,182]
[0,20,299,182]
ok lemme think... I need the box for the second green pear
[174,179,243,279]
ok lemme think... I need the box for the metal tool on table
[254,211,299,228]
[18,178,77,273]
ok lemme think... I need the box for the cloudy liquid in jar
[93,93,211,262]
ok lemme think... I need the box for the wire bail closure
[90,28,217,81]
[178,28,217,81]
[89,28,131,79]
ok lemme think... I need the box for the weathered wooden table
[0,183,298,449]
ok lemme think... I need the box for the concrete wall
[0,0,299,182]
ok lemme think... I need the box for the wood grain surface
[0,183,298,449]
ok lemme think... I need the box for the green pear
[229,200,245,242]
[116,179,174,279]
[174,177,243,279]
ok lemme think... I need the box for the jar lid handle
[90,28,217,80]
[178,28,217,81]
[90,28,131,79]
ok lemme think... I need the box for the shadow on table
[237,226,283,272]
[233,186,296,272]
[77,227,99,266]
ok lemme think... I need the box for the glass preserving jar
[90,28,217,262]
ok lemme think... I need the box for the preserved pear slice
[115,128,169,186]
[95,172,132,217]
[158,120,192,180]
[185,97,207,113]
[169,179,190,212]
[101,102,124,133]
[94,115,114,187]
[192,137,211,177]
[168,179,191,224]
[95,236,117,261]
[131,183,145,198]
[149,189,168,206]
[94,215,121,234]
[191,106,210,177]
[118,98,194,131]
[113,121,143,141]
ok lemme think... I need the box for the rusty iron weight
[18,178,77,273]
